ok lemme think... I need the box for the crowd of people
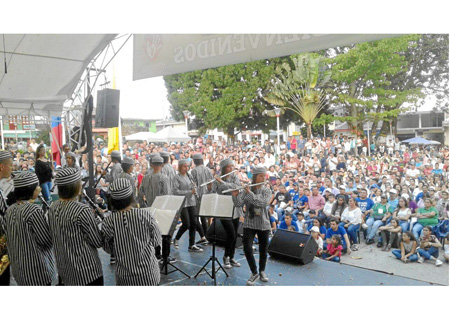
[0,133,449,286]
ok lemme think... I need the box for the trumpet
[222,182,266,194]
[200,169,238,187]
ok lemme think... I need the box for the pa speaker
[95,89,120,128]
[268,230,318,265]
[206,219,243,248]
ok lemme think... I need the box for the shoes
[350,244,359,251]
[362,223,368,230]
[404,258,410,263]
[436,259,443,267]
[223,256,232,269]
[259,271,269,282]
[246,273,260,286]
[377,241,383,248]
[110,256,116,264]
[196,239,209,246]
[366,238,374,245]
[418,257,424,264]
[382,244,391,252]
[230,258,241,267]
[173,239,179,249]
[188,245,203,252]
[168,256,177,264]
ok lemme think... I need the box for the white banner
[133,34,399,80]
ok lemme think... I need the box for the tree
[263,54,330,139]
[164,57,298,142]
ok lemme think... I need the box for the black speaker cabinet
[95,89,120,128]
[206,219,243,248]
[268,230,318,265]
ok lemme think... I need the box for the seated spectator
[321,234,343,262]
[365,194,393,245]
[339,197,362,250]
[444,234,449,263]
[310,226,323,256]
[278,208,299,232]
[417,226,443,266]
[412,198,439,240]
[296,212,307,233]
[324,219,351,254]
[306,217,326,239]
[379,218,401,251]
[393,197,412,233]
[268,205,278,233]
[273,185,292,220]
[329,195,347,224]
[392,231,418,263]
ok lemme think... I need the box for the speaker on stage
[206,219,243,248]
[95,89,120,128]
[268,230,318,265]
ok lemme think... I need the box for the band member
[160,151,177,191]
[48,167,104,286]
[3,172,55,286]
[232,165,271,285]
[104,150,123,183]
[190,153,213,235]
[144,153,158,176]
[214,158,242,269]
[101,178,162,286]
[173,159,206,252]
[119,157,137,201]
[0,150,13,286]
[140,155,170,208]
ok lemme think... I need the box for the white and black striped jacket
[101,209,162,286]
[48,200,103,286]
[4,202,55,285]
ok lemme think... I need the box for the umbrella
[401,137,433,144]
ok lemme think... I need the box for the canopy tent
[124,131,157,141]
[151,127,191,143]
[401,136,435,144]
[0,34,116,118]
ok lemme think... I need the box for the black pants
[86,276,104,286]
[198,216,209,237]
[242,228,270,275]
[0,265,10,286]
[175,206,199,247]
[221,218,240,259]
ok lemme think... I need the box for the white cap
[325,188,332,193]
[401,193,410,199]
[356,185,362,189]
[310,226,320,233]
[389,189,398,194]
[339,185,346,189]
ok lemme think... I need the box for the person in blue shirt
[278,209,299,232]
[306,217,327,239]
[293,186,309,219]
[289,183,300,202]
[356,189,375,219]
[388,190,399,210]
[324,219,351,253]
[432,163,443,175]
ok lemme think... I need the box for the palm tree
[264,53,330,139]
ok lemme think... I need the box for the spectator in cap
[310,226,323,255]
[388,189,399,210]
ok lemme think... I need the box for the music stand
[194,193,234,285]
[145,195,190,278]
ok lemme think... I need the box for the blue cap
[370,184,379,189]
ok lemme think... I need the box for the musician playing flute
[232,165,271,286]
[214,158,242,269]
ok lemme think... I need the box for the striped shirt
[0,191,9,276]
[48,200,103,285]
[233,186,272,231]
[4,202,55,285]
[214,173,243,219]
[191,165,213,197]
[173,173,196,208]
[140,172,170,208]
[101,209,162,286]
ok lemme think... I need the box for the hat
[192,153,203,160]
[151,155,163,164]
[13,171,39,188]
[381,194,388,199]
[339,185,346,189]
[252,165,267,175]
[55,167,81,186]
[429,186,435,191]
[110,178,133,200]
[401,193,410,199]
[0,151,13,162]
[389,189,398,194]
[325,188,332,193]
[356,185,362,189]
[122,157,134,165]
[310,226,320,233]
[111,150,121,158]
[220,158,233,170]
[159,151,169,158]
[370,184,379,189]
[178,159,190,166]
[285,206,293,214]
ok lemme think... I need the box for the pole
[118,116,123,158]
[323,124,326,138]
[0,116,4,150]
[367,122,371,157]
[275,108,281,155]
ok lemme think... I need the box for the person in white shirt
[323,193,336,217]
[310,226,323,255]
[29,139,39,152]
[340,197,363,249]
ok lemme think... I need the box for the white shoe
[223,257,232,269]
[362,223,368,230]
[418,257,424,264]
[436,259,443,267]
[230,258,241,267]
[246,273,259,286]
[259,271,269,282]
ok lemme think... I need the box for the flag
[51,116,63,166]
[108,127,119,154]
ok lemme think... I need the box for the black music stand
[194,194,234,286]
[146,196,190,279]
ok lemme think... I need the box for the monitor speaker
[95,89,120,128]
[268,230,318,265]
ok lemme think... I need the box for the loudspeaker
[206,219,243,248]
[268,230,318,265]
[95,89,120,128]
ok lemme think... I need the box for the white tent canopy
[124,131,157,141]
[0,34,116,117]
[151,127,191,143]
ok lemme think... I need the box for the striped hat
[151,155,163,164]
[252,165,267,175]
[122,157,134,165]
[111,150,121,158]
[178,159,190,166]
[0,150,13,162]
[110,178,133,200]
[55,167,81,186]
[220,158,233,170]
[192,153,203,160]
[13,171,39,188]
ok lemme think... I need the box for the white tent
[124,131,157,141]
[0,34,116,117]
[151,127,191,143]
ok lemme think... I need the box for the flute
[82,189,105,220]
[38,194,51,211]
[200,169,238,187]
[222,182,266,194]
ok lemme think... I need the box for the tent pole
[0,116,4,150]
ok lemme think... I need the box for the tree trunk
[307,123,312,139]
[376,120,391,143]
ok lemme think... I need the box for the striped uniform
[48,200,103,285]
[105,162,123,183]
[4,202,55,285]
[101,209,162,286]
[233,186,272,231]
[191,165,213,198]
[0,180,13,279]
[140,172,170,208]
[214,173,243,219]
[162,164,177,192]
[173,173,196,207]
